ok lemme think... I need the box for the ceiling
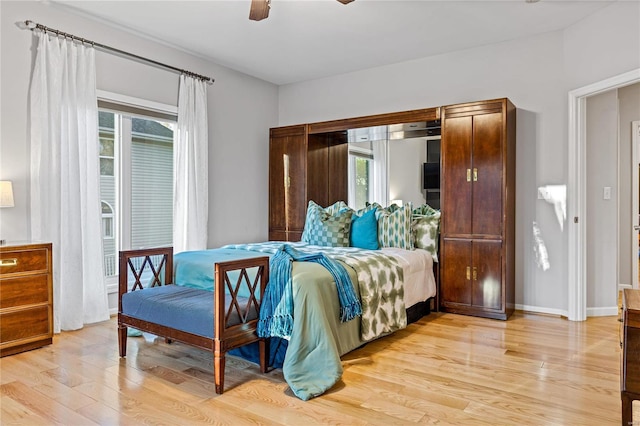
[52,0,615,85]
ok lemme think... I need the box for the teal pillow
[302,200,353,247]
[350,208,379,250]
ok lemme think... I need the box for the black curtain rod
[22,20,215,85]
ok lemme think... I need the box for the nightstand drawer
[0,242,53,357]
[0,274,49,309]
[0,306,50,343]
[0,248,49,275]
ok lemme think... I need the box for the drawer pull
[0,258,18,267]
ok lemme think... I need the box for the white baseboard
[586,306,619,317]
[515,304,567,317]
[516,303,618,318]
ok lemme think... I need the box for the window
[349,153,372,210]
[98,101,176,283]
[99,116,115,176]
[101,201,114,239]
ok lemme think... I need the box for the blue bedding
[173,248,268,296]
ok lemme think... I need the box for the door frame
[632,120,640,290]
[568,68,640,321]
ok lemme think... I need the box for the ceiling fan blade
[337,0,355,4]
[249,0,270,21]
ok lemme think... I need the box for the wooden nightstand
[622,288,640,425]
[0,242,53,357]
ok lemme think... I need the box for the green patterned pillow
[413,203,439,217]
[375,202,413,249]
[412,211,441,261]
[301,200,352,247]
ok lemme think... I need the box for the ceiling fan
[249,0,355,21]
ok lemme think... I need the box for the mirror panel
[342,120,441,210]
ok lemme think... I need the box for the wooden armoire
[268,125,348,241]
[440,98,516,320]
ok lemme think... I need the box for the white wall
[277,1,640,315]
[0,1,278,249]
[563,1,640,91]
[586,90,618,312]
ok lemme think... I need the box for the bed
[118,200,440,400]
[118,241,436,400]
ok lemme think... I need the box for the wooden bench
[117,247,270,394]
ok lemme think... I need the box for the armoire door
[442,116,472,236]
[441,239,472,306]
[471,113,503,237]
[471,240,502,311]
[269,125,307,241]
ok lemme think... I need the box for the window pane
[131,117,174,249]
[99,111,117,278]
[354,157,370,209]
[100,158,114,176]
[100,137,114,157]
[103,217,113,238]
[101,201,112,214]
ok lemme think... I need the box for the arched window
[101,201,114,239]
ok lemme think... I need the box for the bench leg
[622,392,633,426]
[214,349,225,394]
[259,338,269,373]
[118,324,127,357]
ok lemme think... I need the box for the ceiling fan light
[249,0,270,21]
[337,0,355,4]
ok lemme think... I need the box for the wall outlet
[603,186,611,200]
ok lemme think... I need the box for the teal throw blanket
[258,244,361,338]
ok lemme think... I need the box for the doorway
[568,68,640,321]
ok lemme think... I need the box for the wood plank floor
[0,310,628,425]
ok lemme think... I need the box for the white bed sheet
[381,247,437,307]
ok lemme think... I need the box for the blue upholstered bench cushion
[121,285,257,338]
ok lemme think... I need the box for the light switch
[603,186,611,200]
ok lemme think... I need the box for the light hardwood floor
[0,310,627,425]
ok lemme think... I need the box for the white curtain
[173,75,209,253]
[30,32,109,332]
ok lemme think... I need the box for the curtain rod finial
[16,20,37,30]
[16,20,30,30]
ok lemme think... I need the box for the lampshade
[0,181,15,208]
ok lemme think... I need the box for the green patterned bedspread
[223,241,407,341]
